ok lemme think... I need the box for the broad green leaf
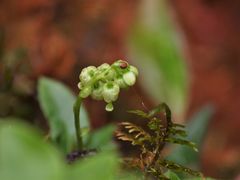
[38,77,89,153]
[165,170,181,180]
[70,151,119,180]
[0,121,139,180]
[86,124,116,151]
[167,105,214,166]
[128,0,188,116]
[0,121,65,180]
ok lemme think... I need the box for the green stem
[73,93,83,150]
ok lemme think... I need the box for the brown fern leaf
[119,122,151,140]
[115,130,143,146]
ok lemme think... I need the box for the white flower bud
[105,102,114,112]
[79,66,97,84]
[123,71,136,86]
[105,68,117,80]
[115,76,128,88]
[113,60,129,68]
[129,65,138,76]
[80,86,92,98]
[97,63,110,71]
[77,61,138,112]
[78,82,83,89]
[102,82,120,103]
[91,85,103,100]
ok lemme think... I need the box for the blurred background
[0,0,240,179]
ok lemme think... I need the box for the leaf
[116,122,151,146]
[116,131,138,145]
[0,121,140,180]
[120,122,150,138]
[147,103,170,118]
[38,77,89,153]
[167,105,214,166]
[159,159,202,177]
[70,151,119,180]
[128,0,188,116]
[86,124,116,151]
[165,138,198,152]
[168,128,187,137]
[165,170,181,180]
[127,110,149,119]
[0,121,66,180]
[186,105,214,146]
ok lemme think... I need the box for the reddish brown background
[171,0,240,177]
[1,0,240,178]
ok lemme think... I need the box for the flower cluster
[78,60,138,111]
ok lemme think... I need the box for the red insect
[119,61,128,69]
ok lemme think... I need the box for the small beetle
[119,60,128,69]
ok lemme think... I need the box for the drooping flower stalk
[73,60,138,150]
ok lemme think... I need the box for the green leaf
[0,121,139,180]
[159,159,202,177]
[167,105,214,166]
[0,121,66,180]
[165,170,181,180]
[165,138,198,152]
[128,1,188,116]
[86,124,116,151]
[127,110,149,119]
[70,151,119,180]
[38,77,89,153]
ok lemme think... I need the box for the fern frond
[147,103,171,120]
[147,167,170,180]
[147,117,163,131]
[158,159,202,177]
[120,122,151,140]
[117,103,202,179]
[164,138,198,151]
[171,123,185,128]
[115,130,144,146]
[127,110,149,119]
[168,127,187,137]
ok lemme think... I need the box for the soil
[67,149,97,163]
